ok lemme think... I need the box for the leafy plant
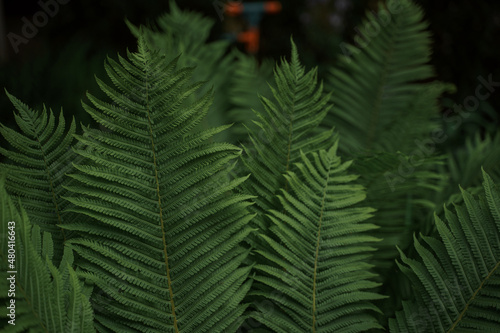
[250,145,384,332]
[1,0,499,332]
[325,0,453,286]
[390,170,500,332]
[0,92,80,263]
[0,176,95,332]
[64,37,255,332]
[240,40,334,228]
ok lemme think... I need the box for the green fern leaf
[353,152,447,270]
[250,141,384,332]
[62,36,254,332]
[390,169,500,332]
[227,49,274,144]
[0,176,95,333]
[241,39,334,227]
[324,1,454,308]
[325,0,453,155]
[127,1,234,141]
[0,92,80,262]
[442,132,500,205]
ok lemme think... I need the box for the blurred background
[0,0,499,149]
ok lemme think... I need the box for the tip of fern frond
[481,167,492,181]
[289,35,296,50]
[169,0,180,12]
[395,245,407,258]
[4,90,17,103]
[124,17,138,37]
[241,173,252,181]
[289,37,300,65]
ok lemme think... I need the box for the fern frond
[63,36,254,332]
[241,39,334,225]
[350,151,448,321]
[323,0,454,304]
[429,132,500,224]
[227,50,274,144]
[390,169,500,332]
[127,1,234,140]
[251,142,384,332]
[325,0,453,155]
[353,152,447,271]
[0,92,80,262]
[446,132,500,199]
[0,176,95,333]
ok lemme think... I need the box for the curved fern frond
[63,36,254,332]
[251,142,384,332]
[325,0,453,155]
[241,39,334,225]
[390,169,500,332]
[0,176,95,333]
[0,92,79,262]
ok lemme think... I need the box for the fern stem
[365,26,394,151]
[144,70,179,332]
[447,259,500,332]
[284,119,294,194]
[32,123,66,244]
[312,159,331,332]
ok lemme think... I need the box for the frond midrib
[447,259,500,332]
[284,108,295,194]
[24,109,66,243]
[143,55,179,332]
[311,155,332,332]
[283,59,308,195]
[365,19,397,150]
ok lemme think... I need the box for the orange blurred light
[264,1,282,14]
[225,2,244,16]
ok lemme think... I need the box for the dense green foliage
[391,170,500,332]
[0,177,95,332]
[1,0,499,332]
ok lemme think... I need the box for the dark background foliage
[1,0,499,148]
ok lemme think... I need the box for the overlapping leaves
[62,37,254,332]
[240,39,334,227]
[0,92,79,263]
[390,170,500,332]
[0,176,94,333]
[251,143,384,332]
